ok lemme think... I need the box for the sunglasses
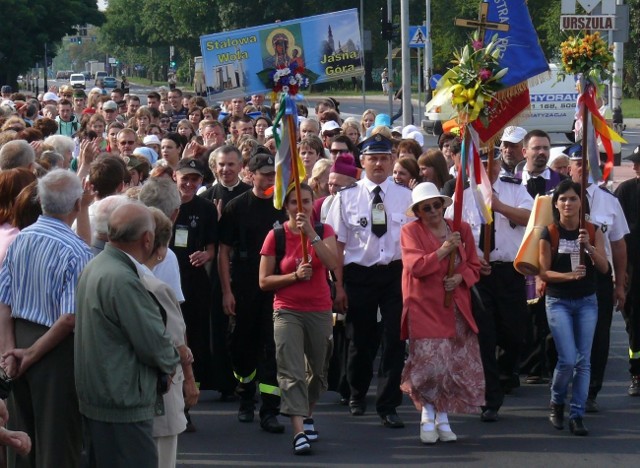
[330,149,348,156]
[421,200,443,213]
[63,94,73,98]
[119,140,136,145]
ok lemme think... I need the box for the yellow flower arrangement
[559,32,614,84]
[446,31,508,126]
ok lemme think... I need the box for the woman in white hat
[399,182,485,444]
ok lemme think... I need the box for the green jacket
[74,244,179,423]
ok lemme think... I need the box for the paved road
[177,312,639,466]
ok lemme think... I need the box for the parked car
[103,76,118,89]
[69,73,86,89]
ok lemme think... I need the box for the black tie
[371,186,387,238]
[479,209,495,254]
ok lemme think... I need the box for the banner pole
[286,113,308,260]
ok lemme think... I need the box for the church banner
[199,9,364,100]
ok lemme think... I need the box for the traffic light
[170,60,176,68]
[380,8,391,41]
[78,37,82,45]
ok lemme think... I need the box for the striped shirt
[0,215,93,327]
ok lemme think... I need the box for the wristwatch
[310,235,321,245]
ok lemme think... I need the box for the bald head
[0,140,36,170]
[108,203,154,242]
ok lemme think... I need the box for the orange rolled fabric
[514,195,553,276]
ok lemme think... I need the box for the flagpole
[483,153,493,263]
[579,82,588,266]
[444,128,465,307]
[286,112,308,261]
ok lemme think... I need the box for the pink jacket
[400,219,481,340]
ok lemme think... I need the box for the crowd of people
[0,80,639,465]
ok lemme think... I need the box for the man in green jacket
[75,203,179,468]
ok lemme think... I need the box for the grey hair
[38,169,83,215]
[40,150,65,169]
[43,135,75,156]
[107,206,154,243]
[0,140,36,170]
[93,195,133,235]
[138,177,181,218]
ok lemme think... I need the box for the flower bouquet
[559,31,614,88]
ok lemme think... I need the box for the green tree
[0,0,104,87]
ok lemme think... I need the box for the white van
[423,64,578,140]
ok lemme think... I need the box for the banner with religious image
[199,9,364,100]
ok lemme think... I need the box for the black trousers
[228,282,280,418]
[623,262,640,376]
[519,297,553,379]
[343,261,404,416]
[180,267,215,390]
[82,417,156,468]
[589,267,614,399]
[209,268,236,396]
[474,263,527,410]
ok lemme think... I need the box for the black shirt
[170,196,218,271]
[541,224,596,299]
[199,181,251,211]
[218,191,287,279]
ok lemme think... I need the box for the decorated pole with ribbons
[270,62,311,260]
[559,31,627,264]
[427,27,506,306]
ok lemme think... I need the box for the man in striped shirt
[0,170,92,467]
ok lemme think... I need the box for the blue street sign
[408,26,427,48]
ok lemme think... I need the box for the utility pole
[400,0,411,126]
[43,43,48,91]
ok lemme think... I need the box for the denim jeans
[546,294,598,419]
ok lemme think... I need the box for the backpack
[547,222,596,261]
[273,222,336,299]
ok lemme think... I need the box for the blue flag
[483,0,549,87]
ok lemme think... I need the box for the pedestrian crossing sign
[409,26,427,48]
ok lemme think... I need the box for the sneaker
[293,432,311,455]
[303,418,318,441]
[629,375,640,397]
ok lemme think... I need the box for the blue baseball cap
[358,134,393,155]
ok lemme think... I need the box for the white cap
[42,92,59,103]
[321,120,341,134]
[406,130,424,148]
[501,126,527,144]
[143,134,161,146]
[548,146,568,167]
[401,125,420,139]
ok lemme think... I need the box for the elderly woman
[141,207,199,467]
[538,179,608,436]
[400,182,484,444]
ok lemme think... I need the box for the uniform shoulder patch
[339,183,358,192]
[500,175,522,184]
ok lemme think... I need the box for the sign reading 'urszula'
[199,9,364,100]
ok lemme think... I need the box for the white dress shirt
[326,177,413,267]
[445,178,533,262]
[586,184,629,261]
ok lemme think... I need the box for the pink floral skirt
[400,307,485,414]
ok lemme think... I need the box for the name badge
[372,204,386,225]
[175,225,189,248]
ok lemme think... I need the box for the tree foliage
[0,0,104,87]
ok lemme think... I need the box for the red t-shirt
[261,222,335,312]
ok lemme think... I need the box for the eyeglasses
[330,149,348,156]
[160,119,170,123]
[119,140,136,145]
[421,200,443,213]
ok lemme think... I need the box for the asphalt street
[177,312,639,467]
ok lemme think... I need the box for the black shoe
[184,410,196,433]
[238,404,255,423]
[260,415,285,434]
[380,413,405,428]
[480,408,499,422]
[525,375,549,385]
[339,397,349,406]
[585,398,599,413]
[569,417,589,436]
[629,375,640,397]
[349,399,366,416]
[549,403,564,430]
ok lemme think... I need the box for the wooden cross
[455,1,510,38]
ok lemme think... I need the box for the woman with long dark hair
[539,179,609,436]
